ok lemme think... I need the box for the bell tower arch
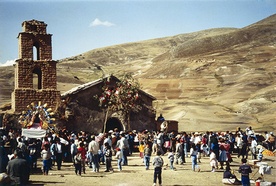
[12,20,60,112]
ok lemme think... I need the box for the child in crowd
[209,149,218,172]
[201,143,209,157]
[196,144,202,163]
[190,143,200,172]
[104,142,113,172]
[86,151,92,168]
[73,150,82,176]
[41,144,51,175]
[152,151,164,186]
[167,149,175,170]
[78,142,86,174]
[138,141,145,163]
[175,140,184,165]
[144,143,152,170]
[115,148,123,171]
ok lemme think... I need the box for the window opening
[33,67,42,89]
[33,42,40,60]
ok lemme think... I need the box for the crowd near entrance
[0,124,275,185]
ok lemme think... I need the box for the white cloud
[89,18,115,27]
[0,59,16,66]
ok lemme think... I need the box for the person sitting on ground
[222,165,242,185]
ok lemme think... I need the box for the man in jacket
[7,148,30,186]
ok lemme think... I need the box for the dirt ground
[26,152,276,186]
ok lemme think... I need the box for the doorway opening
[105,117,123,132]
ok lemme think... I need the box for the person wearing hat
[6,148,30,185]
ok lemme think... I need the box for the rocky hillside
[1,14,275,132]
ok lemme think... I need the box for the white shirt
[156,133,163,145]
[190,148,198,156]
[104,137,112,147]
[118,137,129,149]
[88,140,99,154]
[251,139,257,148]
[194,136,202,145]
[236,137,243,147]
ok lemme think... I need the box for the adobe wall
[12,20,60,113]
[61,82,156,133]
[18,33,52,60]
[15,60,57,89]
[12,89,60,113]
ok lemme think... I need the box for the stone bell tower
[11,20,60,113]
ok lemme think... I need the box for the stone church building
[61,75,157,133]
[8,19,157,133]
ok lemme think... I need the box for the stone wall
[18,20,52,60]
[18,33,52,60]
[12,20,60,113]
[60,77,156,133]
[12,88,60,113]
[22,19,47,34]
[14,60,57,89]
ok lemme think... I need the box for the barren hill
[1,14,275,132]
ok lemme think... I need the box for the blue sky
[0,0,275,66]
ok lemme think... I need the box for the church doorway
[105,117,123,132]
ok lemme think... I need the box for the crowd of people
[0,125,275,186]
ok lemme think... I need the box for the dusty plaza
[27,151,275,186]
[0,9,276,186]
